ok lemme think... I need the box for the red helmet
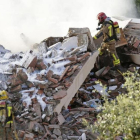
[97,12,107,23]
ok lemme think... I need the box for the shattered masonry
[0,19,140,140]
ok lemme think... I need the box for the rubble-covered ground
[0,22,140,140]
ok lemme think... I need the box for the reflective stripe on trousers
[112,53,120,66]
[7,106,13,124]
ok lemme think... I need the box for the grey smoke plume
[0,0,137,52]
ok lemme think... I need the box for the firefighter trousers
[98,42,120,66]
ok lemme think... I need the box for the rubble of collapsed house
[0,28,100,140]
[1,20,140,140]
[116,21,140,65]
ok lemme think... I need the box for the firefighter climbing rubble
[93,12,126,73]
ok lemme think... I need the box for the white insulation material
[21,88,47,111]
[0,36,89,111]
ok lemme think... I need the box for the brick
[37,89,44,95]
[53,90,67,99]
[18,130,25,138]
[48,77,58,84]
[10,85,22,93]
[66,65,78,76]
[28,56,37,68]
[133,39,140,48]
[84,83,93,88]
[67,55,77,61]
[36,61,47,70]
[52,74,60,79]
[59,66,70,81]
[26,81,34,88]
[49,83,60,88]
[101,66,110,76]
[109,91,119,98]
[38,83,48,89]
[22,53,37,69]
[52,58,66,63]
[67,68,73,72]
[77,52,90,62]
[46,70,53,78]
[33,103,42,118]
[17,69,28,82]
[11,77,23,87]
[64,61,77,67]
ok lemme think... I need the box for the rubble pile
[1,21,140,139]
[0,28,102,139]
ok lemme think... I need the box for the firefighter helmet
[97,12,107,23]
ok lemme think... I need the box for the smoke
[0,0,137,52]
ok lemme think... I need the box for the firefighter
[0,91,13,127]
[93,12,125,72]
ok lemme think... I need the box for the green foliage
[136,0,140,4]
[136,0,140,14]
[83,71,140,139]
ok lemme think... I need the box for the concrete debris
[68,28,96,52]
[119,21,140,65]
[0,22,140,140]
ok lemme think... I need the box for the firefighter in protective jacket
[93,12,124,71]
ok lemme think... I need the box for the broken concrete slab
[57,113,65,125]
[95,67,106,77]
[54,51,99,114]
[68,28,96,52]
[21,52,37,69]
